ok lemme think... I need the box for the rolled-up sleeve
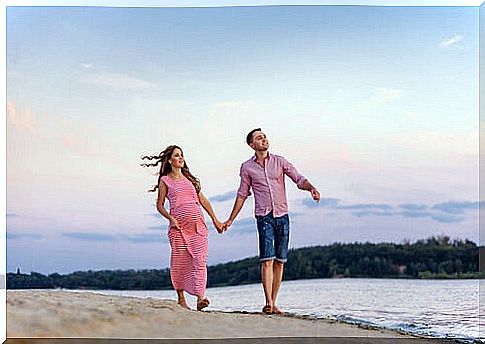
[236,164,252,199]
[282,157,306,190]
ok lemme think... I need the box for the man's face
[250,131,269,151]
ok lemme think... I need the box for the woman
[141,145,223,310]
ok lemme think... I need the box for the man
[222,128,320,315]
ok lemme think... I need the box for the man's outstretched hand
[311,188,320,202]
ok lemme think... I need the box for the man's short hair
[246,128,261,145]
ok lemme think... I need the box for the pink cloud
[60,123,103,158]
[7,100,39,136]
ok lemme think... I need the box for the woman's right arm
[157,180,180,229]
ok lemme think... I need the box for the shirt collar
[252,151,271,162]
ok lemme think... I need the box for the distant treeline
[7,236,482,290]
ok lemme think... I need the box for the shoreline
[6,290,451,342]
[222,310,459,342]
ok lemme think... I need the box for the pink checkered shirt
[236,152,307,217]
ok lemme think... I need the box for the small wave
[280,311,481,344]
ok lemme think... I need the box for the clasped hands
[213,219,232,234]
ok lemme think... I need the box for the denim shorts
[255,211,290,263]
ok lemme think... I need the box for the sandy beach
[7,290,443,341]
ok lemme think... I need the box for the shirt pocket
[269,169,284,183]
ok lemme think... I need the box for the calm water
[70,278,483,342]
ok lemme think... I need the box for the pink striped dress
[161,175,209,297]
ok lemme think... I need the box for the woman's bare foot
[177,300,190,310]
[176,290,190,309]
[197,297,210,311]
[273,305,284,315]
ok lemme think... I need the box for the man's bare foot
[262,304,273,315]
[177,301,190,310]
[273,306,284,315]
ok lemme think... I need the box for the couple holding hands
[141,128,320,314]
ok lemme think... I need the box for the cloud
[7,100,39,136]
[7,71,25,80]
[7,100,130,170]
[63,232,119,242]
[7,232,43,240]
[350,209,464,223]
[352,211,396,218]
[398,204,428,211]
[122,233,168,244]
[440,34,464,48]
[426,131,478,155]
[401,211,433,218]
[57,120,130,169]
[431,201,479,214]
[302,197,340,208]
[350,207,469,223]
[63,230,168,244]
[80,63,93,69]
[209,191,236,203]
[84,72,155,90]
[337,204,393,211]
[300,197,477,224]
[366,88,403,105]
[149,197,479,236]
[390,130,478,157]
[60,123,104,158]
[430,213,464,223]
[403,110,418,120]
[213,101,251,110]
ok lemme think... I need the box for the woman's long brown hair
[141,145,201,194]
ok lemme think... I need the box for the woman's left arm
[198,192,223,233]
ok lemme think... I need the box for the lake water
[71,278,483,342]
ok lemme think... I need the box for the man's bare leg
[272,261,285,314]
[261,260,274,313]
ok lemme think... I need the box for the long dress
[161,175,209,297]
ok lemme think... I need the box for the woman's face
[169,148,185,169]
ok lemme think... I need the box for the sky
[5,3,481,274]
